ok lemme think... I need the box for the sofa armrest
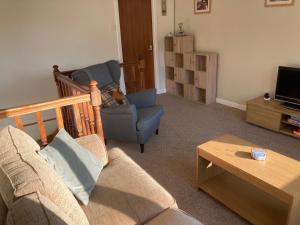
[126,88,157,109]
[101,105,138,142]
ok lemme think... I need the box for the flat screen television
[275,66,300,110]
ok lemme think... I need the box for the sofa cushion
[39,129,103,206]
[81,148,177,225]
[145,208,203,225]
[6,193,75,225]
[137,106,164,131]
[0,126,89,225]
[0,195,7,225]
[76,134,109,166]
[72,63,113,89]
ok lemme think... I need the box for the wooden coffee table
[196,134,300,225]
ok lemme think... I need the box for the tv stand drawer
[246,104,281,132]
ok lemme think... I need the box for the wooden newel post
[89,80,104,141]
[53,65,59,83]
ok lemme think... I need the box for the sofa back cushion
[6,192,75,225]
[72,63,113,89]
[106,60,121,85]
[0,126,89,225]
[76,134,109,166]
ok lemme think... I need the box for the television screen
[275,66,300,105]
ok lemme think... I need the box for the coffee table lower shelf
[198,172,288,225]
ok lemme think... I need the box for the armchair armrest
[126,88,157,109]
[101,105,138,142]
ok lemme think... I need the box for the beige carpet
[107,94,300,225]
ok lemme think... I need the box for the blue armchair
[72,60,164,153]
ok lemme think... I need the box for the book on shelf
[287,118,300,126]
[290,116,300,122]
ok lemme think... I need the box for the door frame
[113,0,160,94]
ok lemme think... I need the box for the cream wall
[0,0,174,107]
[0,0,119,108]
[0,0,119,130]
[175,0,300,105]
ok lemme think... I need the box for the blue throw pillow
[38,129,103,205]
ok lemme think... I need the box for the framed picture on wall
[194,0,211,14]
[265,0,294,7]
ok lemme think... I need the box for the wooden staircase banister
[0,95,91,118]
[0,85,104,145]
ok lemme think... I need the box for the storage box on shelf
[164,35,218,104]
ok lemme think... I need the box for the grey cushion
[72,69,91,86]
[72,63,114,89]
[137,106,164,131]
[39,129,103,205]
[106,60,121,85]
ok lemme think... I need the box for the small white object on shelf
[251,148,267,161]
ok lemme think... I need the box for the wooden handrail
[55,74,90,93]
[0,82,104,145]
[0,95,91,118]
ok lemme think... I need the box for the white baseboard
[216,98,246,111]
[157,89,166,95]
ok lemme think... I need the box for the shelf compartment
[279,125,300,139]
[175,83,184,97]
[184,70,195,85]
[165,37,174,51]
[183,84,196,101]
[281,114,300,128]
[165,67,175,80]
[199,172,289,225]
[195,55,207,72]
[183,53,196,71]
[194,88,206,103]
[194,71,207,89]
[164,52,174,67]
[173,36,194,53]
[166,79,176,95]
[175,68,194,84]
[175,53,184,68]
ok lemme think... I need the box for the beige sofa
[0,126,202,225]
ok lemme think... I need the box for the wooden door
[118,0,155,93]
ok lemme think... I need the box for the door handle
[148,45,153,51]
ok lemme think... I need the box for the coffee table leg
[287,196,300,225]
[196,152,224,188]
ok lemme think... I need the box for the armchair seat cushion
[137,106,164,131]
[81,148,177,225]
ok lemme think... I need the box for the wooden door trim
[113,0,160,93]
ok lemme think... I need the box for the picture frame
[265,0,294,7]
[194,0,211,14]
[162,0,167,16]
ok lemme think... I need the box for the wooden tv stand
[246,97,300,139]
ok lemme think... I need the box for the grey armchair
[72,60,164,153]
